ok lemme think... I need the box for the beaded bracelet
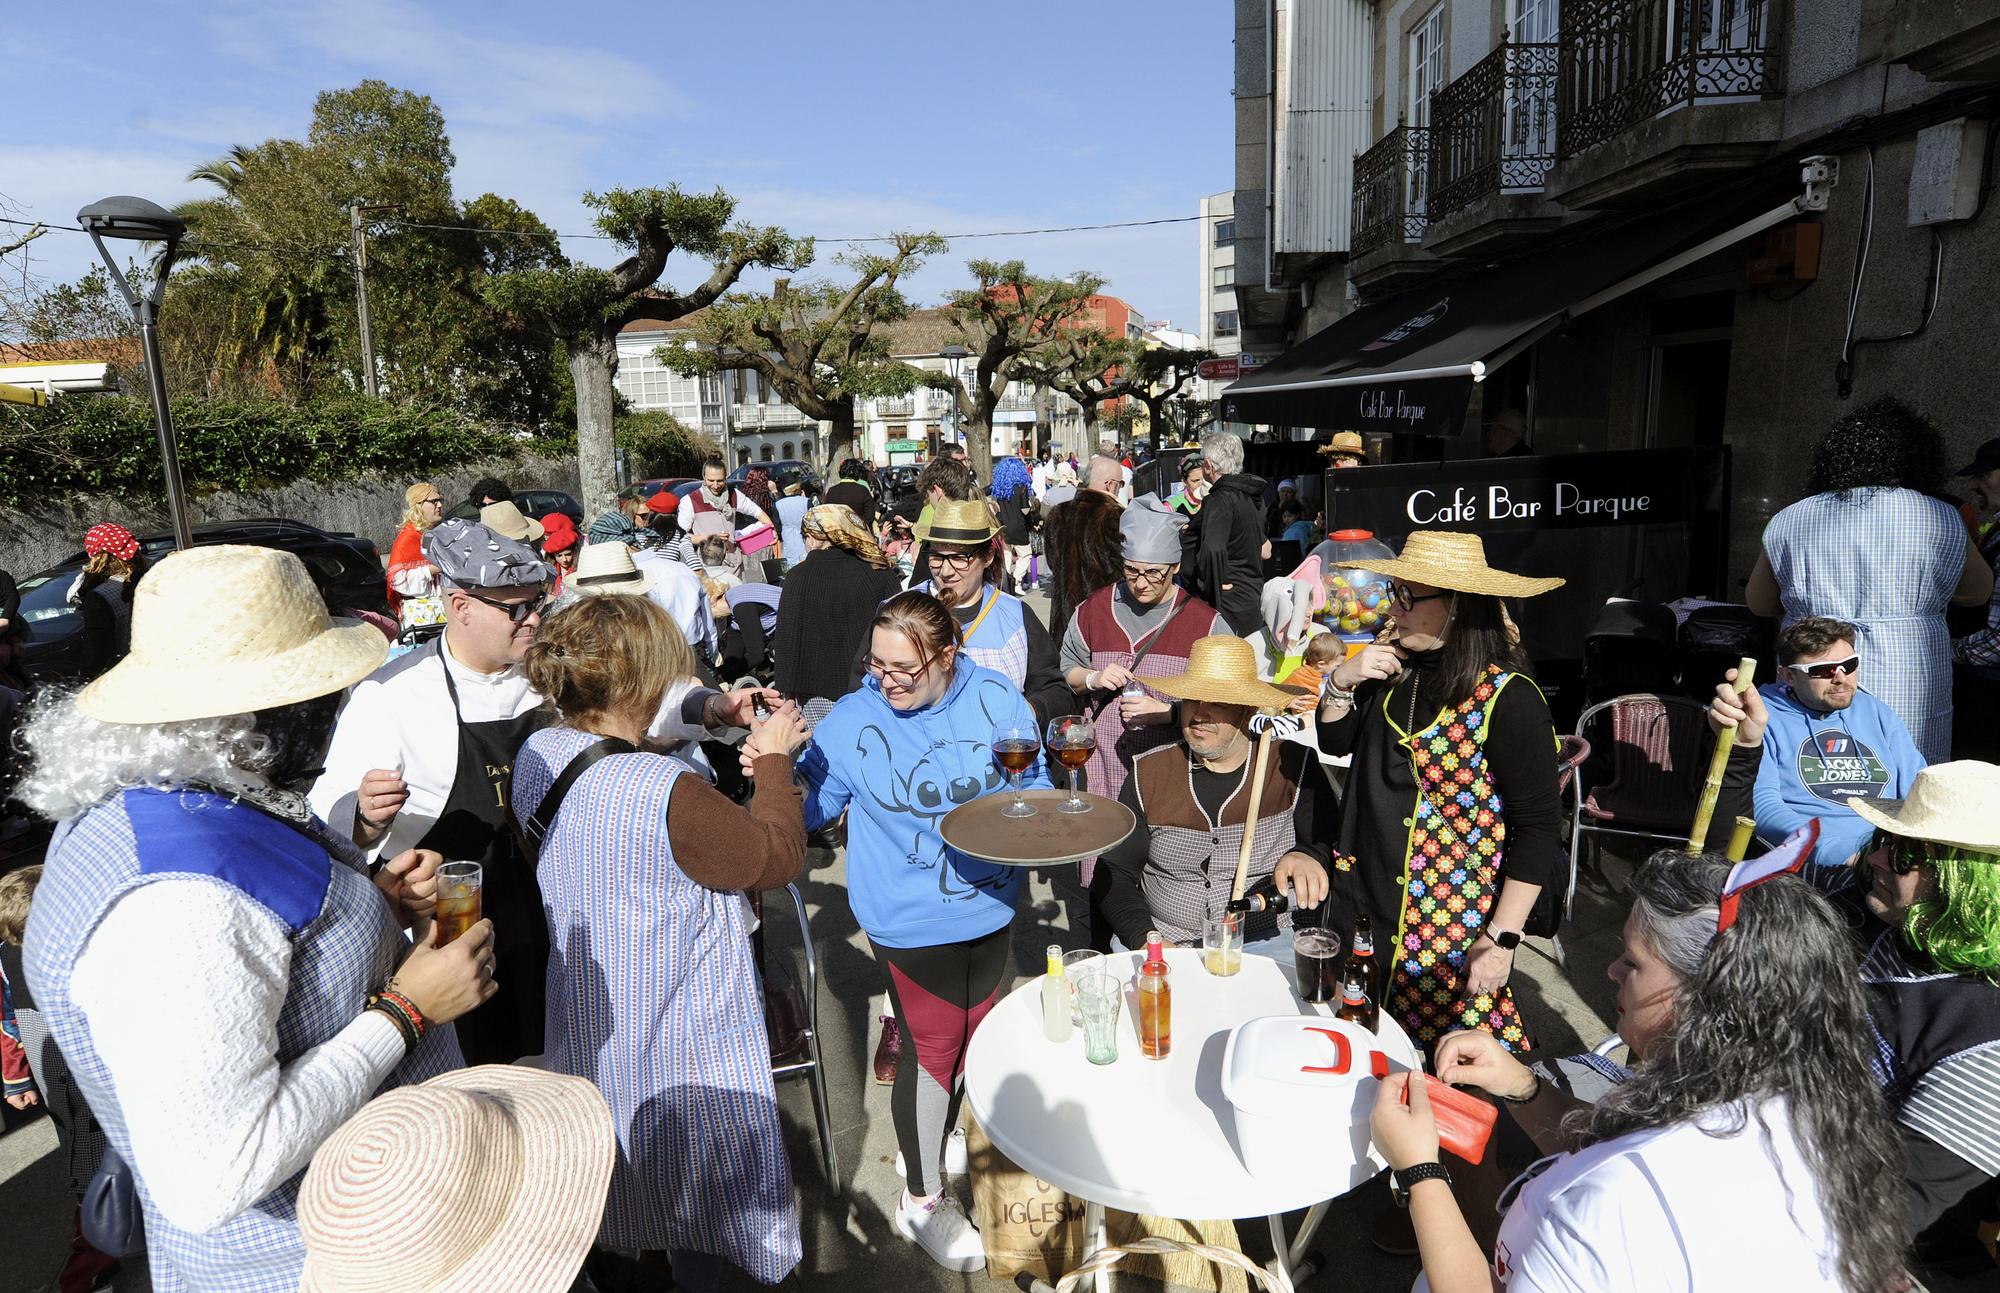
[364,990,427,1054]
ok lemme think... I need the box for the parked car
[12,519,390,686]
[446,488,583,526]
[727,460,822,495]
[635,477,697,499]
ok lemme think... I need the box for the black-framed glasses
[1389,580,1450,612]
[1790,654,1860,681]
[463,589,550,624]
[419,496,444,507]
[1121,563,1174,585]
[927,548,982,570]
[864,650,941,689]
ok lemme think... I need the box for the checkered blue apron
[515,727,800,1283]
[1762,487,1966,762]
[912,581,1031,688]
[22,789,461,1293]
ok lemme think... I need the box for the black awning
[1222,175,1809,435]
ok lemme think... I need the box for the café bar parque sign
[1325,447,1720,539]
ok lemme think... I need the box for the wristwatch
[1486,927,1522,950]
[1390,1161,1453,1208]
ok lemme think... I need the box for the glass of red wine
[1044,716,1096,814]
[990,723,1040,819]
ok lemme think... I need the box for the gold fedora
[1147,635,1306,711]
[913,498,1000,547]
[1338,530,1564,599]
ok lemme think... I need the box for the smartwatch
[1390,1161,1453,1208]
[1487,928,1522,950]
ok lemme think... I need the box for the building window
[1408,5,1446,128]
[1212,264,1235,288]
[1215,311,1240,337]
[760,444,775,462]
[1509,0,1559,43]
[781,441,794,459]
[1214,218,1236,245]
[737,448,752,467]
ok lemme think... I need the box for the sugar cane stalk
[1688,658,1758,854]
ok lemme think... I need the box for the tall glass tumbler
[1075,970,1122,1066]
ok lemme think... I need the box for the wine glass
[1045,715,1097,814]
[990,723,1040,819]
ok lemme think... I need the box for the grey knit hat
[422,519,553,591]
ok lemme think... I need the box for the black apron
[415,643,551,1065]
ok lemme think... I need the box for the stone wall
[0,453,580,577]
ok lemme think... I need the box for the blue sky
[2,0,1233,329]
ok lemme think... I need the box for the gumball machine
[1308,529,1396,658]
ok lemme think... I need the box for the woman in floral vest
[1315,531,1565,1052]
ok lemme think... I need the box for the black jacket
[772,547,905,702]
[1195,472,1267,636]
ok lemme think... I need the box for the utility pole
[347,202,401,398]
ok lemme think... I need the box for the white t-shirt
[1433,1099,1841,1293]
[632,546,718,659]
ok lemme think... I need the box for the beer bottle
[1335,962,1378,1033]
[1346,914,1376,996]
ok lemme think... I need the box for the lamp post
[939,343,969,456]
[78,196,193,550]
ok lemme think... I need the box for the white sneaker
[894,1191,986,1273]
[894,1126,969,1179]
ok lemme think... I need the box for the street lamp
[939,343,969,455]
[78,195,193,549]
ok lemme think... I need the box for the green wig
[1892,837,2000,981]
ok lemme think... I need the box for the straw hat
[298,1065,614,1293]
[1848,761,2000,854]
[478,500,544,544]
[913,498,1000,546]
[566,541,655,596]
[1147,635,1306,711]
[1337,530,1564,599]
[1318,431,1366,458]
[76,545,388,725]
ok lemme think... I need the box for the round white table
[964,947,1421,1291]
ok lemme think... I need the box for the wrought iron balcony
[1558,0,1783,160]
[874,395,914,416]
[1429,41,1560,223]
[1351,125,1432,259]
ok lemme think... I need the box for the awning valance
[1221,174,1817,435]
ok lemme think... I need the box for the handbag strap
[522,736,637,859]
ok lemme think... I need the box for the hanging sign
[1326,447,1727,538]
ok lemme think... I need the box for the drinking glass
[434,861,483,944]
[990,722,1040,819]
[1202,910,1243,977]
[1062,949,1104,1025]
[1044,715,1097,814]
[1292,927,1343,1004]
[1075,969,1123,1066]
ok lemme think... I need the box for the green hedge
[0,394,565,507]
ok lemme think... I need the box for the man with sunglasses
[1754,616,1927,873]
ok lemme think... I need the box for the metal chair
[1546,735,1592,969]
[1592,1032,1628,1060]
[762,883,840,1195]
[1571,694,1709,882]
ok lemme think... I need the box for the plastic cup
[1203,910,1243,977]
[1075,970,1122,1066]
[435,861,483,944]
[1062,949,1103,1025]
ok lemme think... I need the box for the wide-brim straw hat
[298,1065,614,1293]
[1848,761,2000,854]
[1318,431,1365,457]
[1147,634,1307,711]
[479,500,544,544]
[914,498,1000,546]
[566,541,655,596]
[1338,529,1564,599]
[77,544,387,725]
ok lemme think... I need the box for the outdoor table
[939,790,1137,867]
[964,947,1421,1291]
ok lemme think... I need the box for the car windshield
[16,568,84,636]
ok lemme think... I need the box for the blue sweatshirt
[798,662,1052,948]
[1755,682,1926,872]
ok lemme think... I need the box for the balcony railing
[1429,41,1560,223]
[1558,0,1783,159]
[875,395,914,416]
[1351,125,1432,258]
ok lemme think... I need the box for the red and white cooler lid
[1221,1016,1388,1119]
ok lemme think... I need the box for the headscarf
[803,503,892,570]
[422,519,553,590]
[741,467,777,517]
[84,523,139,562]
[1119,493,1187,564]
[989,454,1032,504]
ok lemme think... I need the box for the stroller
[1581,599,1680,710]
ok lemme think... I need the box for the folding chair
[1571,694,1708,884]
[761,883,840,1194]
[1546,735,1592,970]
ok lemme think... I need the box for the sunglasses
[420,496,444,506]
[462,589,550,624]
[1789,654,1859,680]
[1389,580,1450,612]
[1868,829,1928,877]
